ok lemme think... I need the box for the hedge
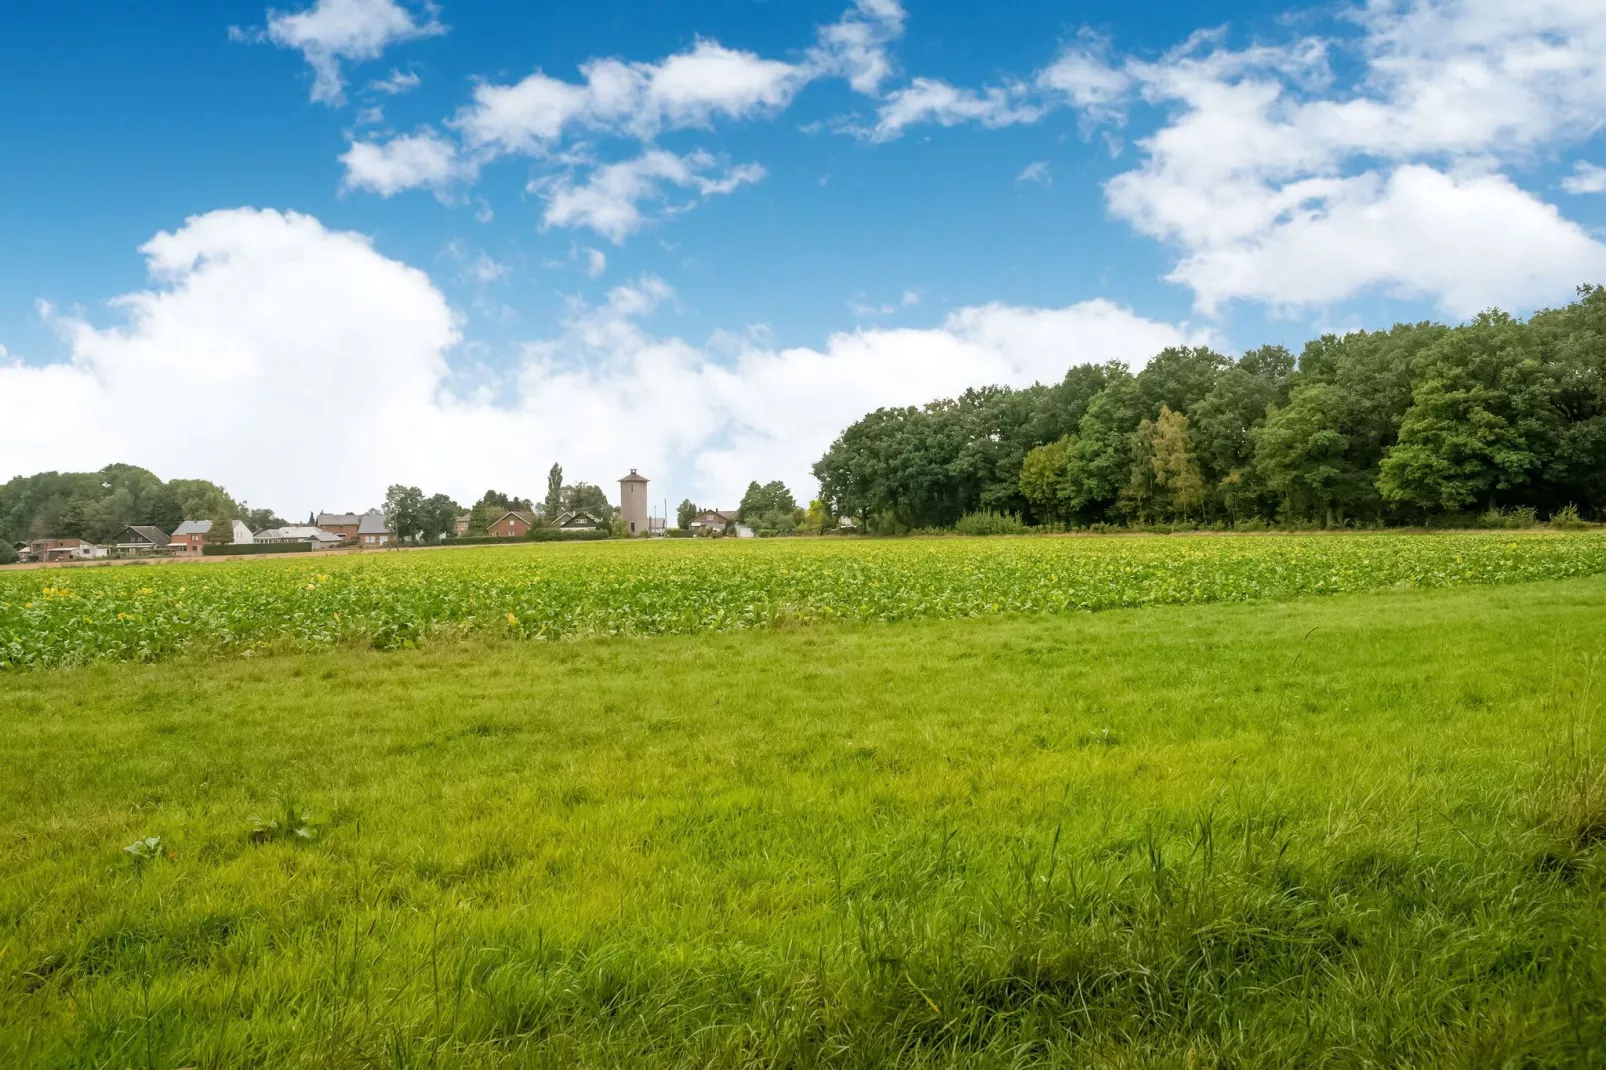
[441,530,613,547]
[203,542,313,556]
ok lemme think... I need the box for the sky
[2,0,1605,519]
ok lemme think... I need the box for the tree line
[813,286,1606,530]
[384,464,617,541]
[0,464,282,550]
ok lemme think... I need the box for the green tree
[676,499,698,530]
[385,485,427,542]
[419,493,462,542]
[561,483,614,521]
[1377,313,1553,514]
[544,464,564,521]
[467,502,493,536]
[1018,435,1076,521]
[803,499,829,535]
[739,481,797,522]
[1254,384,1377,526]
[1150,406,1204,520]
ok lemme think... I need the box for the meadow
[7,531,1606,670]
[1,559,1604,1066]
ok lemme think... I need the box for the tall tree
[384,485,427,542]
[676,499,698,530]
[544,464,564,520]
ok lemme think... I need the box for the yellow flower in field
[507,612,518,624]
[24,602,32,609]
[139,588,153,595]
[306,583,316,590]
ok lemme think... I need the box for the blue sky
[3,0,1605,517]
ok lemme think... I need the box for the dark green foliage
[676,498,698,530]
[442,530,611,546]
[202,542,312,556]
[814,287,1606,528]
[0,464,254,544]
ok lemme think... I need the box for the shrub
[0,543,17,565]
[955,510,1027,536]
[204,543,312,556]
[1479,506,1539,530]
[1550,504,1587,530]
[1236,517,1267,532]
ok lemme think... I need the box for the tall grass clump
[954,509,1028,536]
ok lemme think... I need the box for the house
[316,513,363,545]
[253,525,344,548]
[24,538,107,563]
[488,510,537,538]
[171,520,213,554]
[689,509,736,534]
[112,526,171,555]
[358,514,394,547]
[552,510,607,532]
[231,520,255,545]
[454,514,471,537]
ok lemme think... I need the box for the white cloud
[1018,160,1052,186]
[369,67,421,95]
[1563,161,1606,194]
[354,105,385,125]
[901,289,920,307]
[1069,0,1606,314]
[809,0,906,95]
[340,129,466,196]
[454,41,803,155]
[584,248,608,278]
[537,150,765,243]
[259,0,445,105]
[870,78,1044,141]
[0,209,1206,514]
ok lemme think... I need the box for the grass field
[3,567,1605,1066]
[7,531,1606,669]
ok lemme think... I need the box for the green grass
[3,578,1606,1066]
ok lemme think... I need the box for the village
[7,470,769,564]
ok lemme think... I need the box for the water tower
[619,469,649,536]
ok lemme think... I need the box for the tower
[619,469,649,536]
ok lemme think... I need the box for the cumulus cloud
[1063,0,1606,314]
[809,0,907,95]
[253,0,444,105]
[340,129,467,196]
[454,41,804,155]
[536,150,765,243]
[584,248,608,278]
[1,209,1206,515]
[1563,162,1606,195]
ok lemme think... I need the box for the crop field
[5,532,1606,670]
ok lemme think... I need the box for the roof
[358,514,392,534]
[619,469,649,483]
[256,526,342,542]
[554,510,603,525]
[317,513,363,527]
[172,520,213,536]
[492,510,535,525]
[119,526,171,545]
[693,510,736,523]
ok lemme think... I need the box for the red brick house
[316,513,362,545]
[487,511,536,538]
[171,520,211,554]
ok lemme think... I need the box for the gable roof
[554,510,604,526]
[317,513,363,527]
[172,520,213,537]
[358,514,392,535]
[255,526,342,543]
[619,469,648,483]
[116,525,171,545]
[693,510,736,523]
[491,510,535,525]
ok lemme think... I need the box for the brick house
[316,513,362,545]
[112,526,171,556]
[690,509,737,534]
[171,520,211,554]
[487,510,536,538]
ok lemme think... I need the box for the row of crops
[3,533,1604,670]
